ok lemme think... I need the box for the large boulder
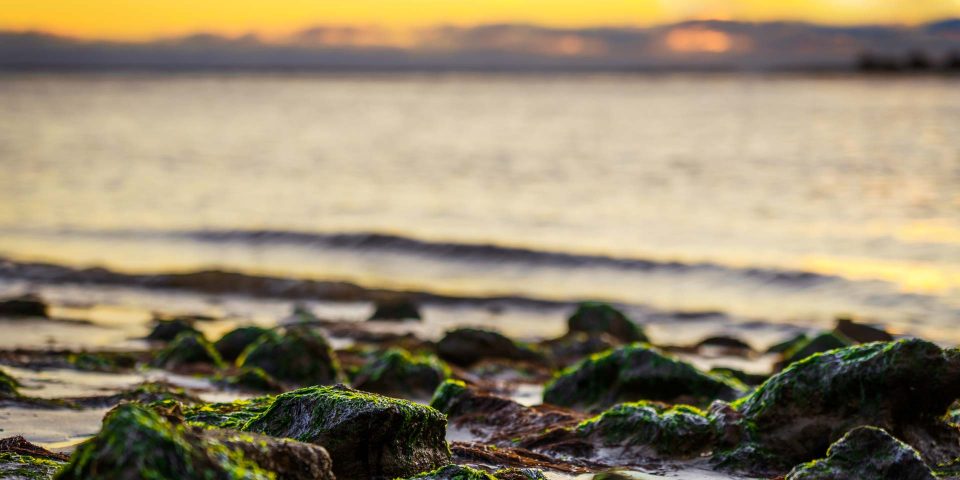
[575,402,718,458]
[436,328,543,367]
[735,339,960,467]
[543,343,743,411]
[785,426,935,480]
[368,298,422,321]
[151,332,224,371]
[244,384,450,479]
[566,302,648,344]
[353,349,450,399]
[237,326,342,386]
[214,326,269,362]
[56,403,335,480]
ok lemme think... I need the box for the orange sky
[2,0,960,41]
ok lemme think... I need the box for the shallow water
[1,72,959,340]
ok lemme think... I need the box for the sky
[2,0,960,41]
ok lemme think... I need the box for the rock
[542,343,744,411]
[151,331,224,371]
[431,380,584,447]
[0,294,48,318]
[214,326,269,362]
[368,297,422,321]
[0,435,67,480]
[785,426,935,480]
[708,367,768,386]
[833,315,893,343]
[66,352,138,372]
[353,348,450,399]
[765,333,808,354]
[56,403,335,480]
[405,464,496,479]
[216,367,284,393]
[181,396,276,430]
[492,468,548,480]
[776,331,853,370]
[540,332,619,368]
[695,336,753,352]
[567,302,648,344]
[437,328,543,367]
[145,317,201,342]
[0,368,20,399]
[575,402,717,457]
[244,384,450,479]
[71,381,203,409]
[735,339,960,468]
[237,326,342,386]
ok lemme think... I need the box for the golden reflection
[665,27,733,53]
[801,255,960,295]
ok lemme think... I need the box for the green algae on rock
[491,468,547,480]
[566,302,648,344]
[353,348,450,399]
[181,395,277,430]
[543,343,743,411]
[57,403,335,480]
[734,339,960,468]
[237,326,343,386]
[437,328,544,367]
[575,402,716,457]
[785,426,935,480]
[145,317,201,342]
[0,367,20,399]
[216,367,284,393]
[244,384,450,479]
[0,452,64,480]
[214,326,270,362]
[776,331,853,370]
[404,464,497,480]
[151,331,225,371]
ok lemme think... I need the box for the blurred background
[1,0,959,343]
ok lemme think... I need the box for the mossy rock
[708,367,767,387]
[576,402,716,457]
[0,294,48,318]
[368,298,422,321]
[56,403,276,479]
[151,331,224,370]
[540,331,619,368]
[353,348,450,399]
[543,343,743,411]
[436,328,543,367]
[237,326,342,386]
[0,452,64,480]
[404,464,496,479]
[0,368,20,399]
[785,426,935,480]
[765,333,808,354]
[181,396,276,430]
[491,468,547,480]
[567,302,648,344]
[145,317,201,342]
[216,368,284,393]
[777,331,853,369]
[214,326,270,362]
[204,429,336,480]
[66,352,138,372]
[430,379,470,414]
[833,315,893,343]
[735,339,960,466]
[243,384,450,479]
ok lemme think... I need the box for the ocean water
[0,72,958,341]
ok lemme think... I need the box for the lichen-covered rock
[237,326,342,386]
[214,326,269,362]
[368,297,422,321]
[543,343,743,411]
[244,384,450,479]
[0,368,20,399]
[56,403,275,479]
[776,331,852,369]
[575,402,716,457]
[0,294,48,318]
[216,367,284,393]
[785,426,935,480]
[567,302,648,344]
[735,339,960,467]
[151,332,224,371]
[353,348,450,399]
[437,328,543,367]
[145,317,201,342]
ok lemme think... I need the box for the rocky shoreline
[1,294,958,479]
